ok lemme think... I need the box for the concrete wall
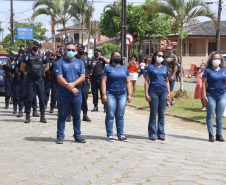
[182,56,208,70]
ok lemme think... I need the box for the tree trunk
[87,31,90,52]
[63,21,67,37]
[139,40,144,62]
[81,20,84,45]
[180,23,184,92]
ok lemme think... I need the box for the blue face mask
[66,51,75,58]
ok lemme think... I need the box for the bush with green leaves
[98,42,121,58]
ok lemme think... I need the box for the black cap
[77,44,85,49]
[94,49,101,53]
[32,40,40,47]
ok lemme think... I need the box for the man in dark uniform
[3,53,16,109]
[18,45,25,55]
[91,49,110,111]
[55,42,86,144]
[75,45,93,122]
[20,40,49,123]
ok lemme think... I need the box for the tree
[98,43,121,58]
[0,21,49,53]
[155,0,215,92]
[98,0,121,39]
[32,0,73,37]
[69,0,94,45]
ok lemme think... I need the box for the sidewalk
[0,96,226,185]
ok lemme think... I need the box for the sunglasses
[158,55,163,57]
[67,49,75,52]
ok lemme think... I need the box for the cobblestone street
[0,96,226,185]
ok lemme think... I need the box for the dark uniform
[91,57,105,111]
[3,59,15,109]
[22,51,48,123]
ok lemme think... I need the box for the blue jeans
[105,92,127,137]
[148,92,168,139]
[57,95,82,139]
[168,75,176,90]
[206,93,226,135]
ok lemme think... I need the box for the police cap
[94,49,101,53]
[77,44,85,49]
[32,40,40,47]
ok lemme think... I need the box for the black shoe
[209,133,214,142]
[91,107,98,112]
[13,105,17,114]
[40,112,47,123]
[66,111,72,122]
[4,102,9,109]
[49,107,54,113]
[149,138,156,141]
[17,109,23,117]
[118,136,128,142]
[33,109,39,117]
[56,138,63,144]
[24,113,30,123]
[158,137,165,141]
[74,137,86,143]
[83,115,91,122]
[216,134,225,142]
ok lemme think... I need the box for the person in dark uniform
[18,45,25,55]
[3,53,15,109]
[48,51,62,113]
[20,40,49,123]
[55,42,86,144]
[75,45,93,122]
[91,49,110,111]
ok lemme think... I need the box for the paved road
[0,96,226,185]
[136,76,197,92]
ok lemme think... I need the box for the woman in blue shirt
[101,50,131,142]
[144,51,170,141]
[202,51,226,142]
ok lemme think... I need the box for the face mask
[57,56,61,60]
[200,66,205,70]
[9,57,14,61]
[32,46,38,52]
[78,51,84,55]
[113,57,122,64]
[156,56,164,63]
[66,51,75,58]
[94,52,99,58]
[212,59,221,67]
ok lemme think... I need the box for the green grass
[131,85,226,125]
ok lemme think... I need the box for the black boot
[66,111,72,122]
[17,109,23,117]
[40,112,47,123]
[49,107,54,113]
[91,107,98,112]
[33,109,39,117]
[209,133,214,142]
[24,113,30,123]
[4,101,9,109]
[83,111,91,122]
[216,134,225,142]
[13,104,17,114]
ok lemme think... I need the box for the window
[208,42,215,55]
[74,33,79,44]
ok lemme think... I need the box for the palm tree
[155,0,215,91]
[70,0,94,45]
[32,0,73,37]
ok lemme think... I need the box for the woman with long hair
[102,50,131,142]
[202,51,226,142]
[144,50,170,141]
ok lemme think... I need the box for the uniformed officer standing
[3,53,15,109]
[55,42,86,144]
[20,40,49,123]
[75,45,93,122]
[91,49,110,111]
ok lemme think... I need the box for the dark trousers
[91,78,102,107]
[50,80,58,108]
[57,95,82,139]
[81,80,90,113]
[5,78,13,102]
[44,78,51,104]
[25,78,45,113]
[13,80,24,109]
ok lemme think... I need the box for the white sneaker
[107,136,114,142]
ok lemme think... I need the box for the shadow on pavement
[24,137,60,143]
[1,119,24,123]
[82,135,107,141]
[126,134,148,140]
[168,134,207,141]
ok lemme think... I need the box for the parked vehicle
[0,54,9,93]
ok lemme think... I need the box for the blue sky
[0,0,225,41]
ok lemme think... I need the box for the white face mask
[212,59,221,67]
[156,56,164,64]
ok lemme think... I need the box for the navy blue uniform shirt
[102,64,129,95]
[146,64,168,93]
[203,67,226,96]
[55,57,85,96]
[21,52,48,64]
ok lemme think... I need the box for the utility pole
[10,0,14,45]
[215,0,222,51]
[121,0,126,58]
